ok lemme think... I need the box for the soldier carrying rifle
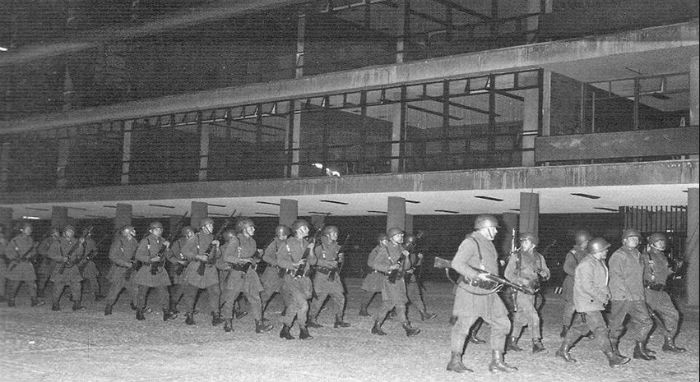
[133,221,177,321]
[103,225,139,316]
[4,222,43,308]
[48,225,87,312]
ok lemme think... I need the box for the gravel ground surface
[1,279,698,382]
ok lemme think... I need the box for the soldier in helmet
[608,228,655,361]
[358,233,388,317]
[166,225,194,315]
[446,215,516,374]
[556,237,630,368]
[180,217,223,326]
[104,225,139,315]
[369,227,420,337]
[277,219,315,340]
[35,227,60,298]
[219,218,273,334]
[403,233,437,321]
[48,225,86,311]
[306,225,350,329]
[5,222,44,307]
[642,233,686,353]
[260,224,290,317]
[0,224,7,302]
[504,232,550,353]
[133,221,177,321]
[78,227,103,302]
[560,229,591,338]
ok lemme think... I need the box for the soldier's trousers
[53,281,81,305]
[309,289,345,320]
[0,262,6,297]
[645,289,679,337]
[170,283,185,306]
[512,292,541,339]
[221,288,262,320]
[105,276,136,306]
[136,285,169,310]
[564,311,612,352]
[6,279,37,300]
[562,300,577,327]
[406,279,428,313]
[281,276,311,328]
[83,277,101,296]
[182,284,220,314]
[608,299,653,343]
[451,295,510,352]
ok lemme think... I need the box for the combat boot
[211,312,224,326]
[532,338,546,353]
[420,310,437,321]
[31,298,45,307]
[185,312,195,325]
[402,321,421,337]
[163,308,177,321]
[279,324,294,340]
[255,319,273,333]
[359,306,370,317]
[169,301,179,315]
[446,351,473,373]
[506,336,523,352]
[469,334,486,344]
[299,327,313,340]
[307,318,323,328]
[559,325,569,338]
[334,315,350,328]
[488,350,518,373]
[603,350,630,368]
[72,301,86,311]
[371,320,386,336]
[104,304,113,316]
[130,302,138,311]
[555,342,577,363]
[662,336,686,353]
[633,341,656,361]
[136,308,145,321]
[7,299,15,307]
[224,319,233,333]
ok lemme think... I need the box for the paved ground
[1,279,698,382]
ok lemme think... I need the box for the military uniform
[0,234,7,300]
[404,245,436,321]
[79,236,102,300]
[277,235,314,339]
[260,236,286,313]
[166,235,189,313]
[308,235,349,327]
[561,246,587,332]
[359,242,386,316]
[36,233,59,297]
[104,234,138,314]
[48,235,85,310]
[133,232,172,319]
[5,232,41,306]
[181,230,221,324]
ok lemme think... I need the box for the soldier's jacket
[166,236,189,284]
[181,232,219,288]
[262,237,286,266]
[504,248,550,287]
[220,234,263,293]
[79,237,99,278]
[608,246,645,301]
[311,236,340,270]
[5,234,38,281]
[107,235,137,282]
[133,233,171,287]
[573,254,610,312]
[369,241,409,274]
[451,231,502,317]
[366,244,384,270]
[562,246,587,301]
[276,236,311,272]
[48,236,83,282]
[642,248,673,287]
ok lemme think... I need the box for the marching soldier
[277,219,315,340]
[307,225,350,329]
[446,215,516,374]
[642,232,686,353]
[370,227,420,337]
[104,225,138,315]
[180,218,222,326]
[48,225,85,311]
[79,228,103,302]
[403,233,437,321]
[167,226,193,315]
[358,233,388,317]
[219,219,273,334]
[556,237,630,367]
[560,229,591,338]
[608,229,655,361]
[504,232,550,353]
[36,227,60,298]
[260,225,290,317]
[133,221,177,321]
[4,222,44,307]
[0,224,7,302]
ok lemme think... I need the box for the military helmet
[647,232,667,246]
[574,230,592,245]
[63,224,76,233]
[519,232,539,245]
[474,215,499,230]
[404,234,416,246]
[223,229,236,241]
[322,225,339,236]
[587,237,611,254]
[376,233,388,243]
[149,221,164,230]
[621,228,641,240]
[235,218,254,233]
[275,225,291,236]
[386,227,404,238]
[200,217,214,227]
[291,219,310,232]
[181,226,194,236]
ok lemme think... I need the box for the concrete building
[0,1,698,304]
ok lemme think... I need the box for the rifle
[433,256,537,295]
[151,212,189,275]
[197,210,237,276]
[509,228,520,311]
[331,233,351,281]
[294,226,322,278]
[57,226,94,275]
[77,234,111,272]
[7,239,38,272]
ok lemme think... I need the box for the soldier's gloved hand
[163,240,170,248]
[477,272,490,281]
[150,256,160,262]
[211,240,220,246]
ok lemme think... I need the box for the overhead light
[208,212,231,216]
[312,163,324,169]
[26,207,49,211]
[475,195,503,202]
[103,205,117,208]
[571,192,600,199]
[148,203,175,209]
[308,211,332,215]
[256,201,280,206]
[21,216,41,220]
[320,199,348,205]
[367,210,387,214]
[406,200,420,204]
[86,215,107,218]
[206,203,227,208]
[593,207,618,212]
[435,209,459,214]
[67,206,88,211]
[509,209,520,212]
[0,46,8,52]
[255,212,278,216]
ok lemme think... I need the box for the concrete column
[0,207,12,232]
[404,214,413,235]
[501,212,519,256]
[310,215,325,231]
[295,10,306,79]
[0,142,9,193]
[114,203,132,230]
[522,88,539,166]
[519,192,539,237]
[387,196,406,231]
[51,206,69,230]
[291,106,301,177]
[190,201,208,230]
[121,120,133,185]
[391,102,403,173]
[56,138,71,189]
[280,199,298,228]
[198,124,209,181]
[690,56,698,128]
[686,187,699,306]
[396,0,408,64]
[526,0,542,43]
[541,70,551,137]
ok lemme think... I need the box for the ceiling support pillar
[280,199,298,228]
[387,196,406,232]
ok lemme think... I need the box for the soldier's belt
[644,281,665,291]
[315,266,337,275]
[230,262,252,272]
[372,270,389,276]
